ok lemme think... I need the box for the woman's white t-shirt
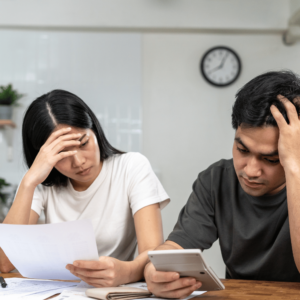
[31,152,170,261]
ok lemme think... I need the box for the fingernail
[197,282,202,288]
[73,262,79,267]
[172,273,179,280]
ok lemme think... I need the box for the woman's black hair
[232,70,300,129]
[22,89,124,187]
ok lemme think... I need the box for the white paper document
[22,287,74,300]
[56,281,93,299]
[56,281,206,300]
[0,278,77,300]
[0,220,99,280]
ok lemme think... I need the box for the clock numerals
[200,47,241,87]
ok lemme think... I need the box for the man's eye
[265,158,280,164]
[237,147,248,153]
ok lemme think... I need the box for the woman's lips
[77,167,91,176]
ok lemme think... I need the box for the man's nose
[244,157,262,178]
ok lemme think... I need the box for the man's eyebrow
[234,137,248,150]
[260,150,279,157]
[234,137,278,156]
[78,134,86,142]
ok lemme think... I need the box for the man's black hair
[22,89,124,187]
[232,70,300,129]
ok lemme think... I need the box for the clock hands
[219,52,229,69]
[208,65,222,75]
[208,52,229,75]
[201,46,241,86]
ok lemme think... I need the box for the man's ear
[292,97,300,118]
[292,96,300,105]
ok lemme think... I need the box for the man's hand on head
[270,95,300,174]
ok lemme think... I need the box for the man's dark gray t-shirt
[168,159,300,282]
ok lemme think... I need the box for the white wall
[0,30,142,184]
[291,0,300,13]
[1,0,300,279]
[142,32,300,277]
[0,0,289,31]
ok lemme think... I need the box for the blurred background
[1,0,300,278]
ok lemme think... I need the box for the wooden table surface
[1,273,300,299]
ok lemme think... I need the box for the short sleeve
[127,153,170,215]
[31,184,46,216]
[167,168,218,250]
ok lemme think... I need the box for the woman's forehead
[53,124,90,135]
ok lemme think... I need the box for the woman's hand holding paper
[66,256,131,287]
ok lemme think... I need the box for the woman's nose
[72,151,86,167]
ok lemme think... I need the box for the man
[144,71,300,298]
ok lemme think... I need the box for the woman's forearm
[0,174,37,272]
[126,249,156,284]
[0,248,14,273]
[3,174,36,225]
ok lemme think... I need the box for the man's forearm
[154,240,183,251]
[286,168,300,271]
[127,241,183,283]
[127,241,182,283]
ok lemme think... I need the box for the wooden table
[1,273,300,299]
[197,279,300,299]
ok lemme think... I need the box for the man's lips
[242,177,264,188]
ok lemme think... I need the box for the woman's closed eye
[80,139,89,147]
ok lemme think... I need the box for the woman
[0,90,169,287]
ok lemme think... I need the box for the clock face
[200,46,241,87]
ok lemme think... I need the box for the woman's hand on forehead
[24,127,82,187]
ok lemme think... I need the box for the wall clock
[200,46,241,87]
